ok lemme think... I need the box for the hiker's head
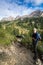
[33,28,37,33]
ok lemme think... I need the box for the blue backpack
[37,33,41,40]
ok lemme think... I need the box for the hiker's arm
[32,33,36,41]
[38,34,42,41]
[39,37,42,41]
[32,37,36,41]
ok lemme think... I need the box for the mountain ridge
[0,10,43,21]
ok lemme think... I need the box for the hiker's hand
[40,37,41,40]
[32,38,36,41]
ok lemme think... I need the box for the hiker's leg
[33,44,38,57]
[33,44,37,64]
[32,41,35,52]
[33,44,36,58]
[35,44,38,60]
[33,41,39,64]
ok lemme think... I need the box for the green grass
[0,17,43,54]
[0,27,17,45]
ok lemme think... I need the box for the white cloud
[22,8,34,15]
[0,0,34,19]
[0,0,43,20]
[24,0,43,5]
[32,0,43,5]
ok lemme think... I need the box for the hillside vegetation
[0,17,43,59]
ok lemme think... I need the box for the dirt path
[0,42,42,65]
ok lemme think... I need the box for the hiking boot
[35,59,42,65]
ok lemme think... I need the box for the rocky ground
[0,42,43,65]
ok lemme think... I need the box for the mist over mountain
[29,10,43,17]
[1,16,15,21]
[0,10,43,21]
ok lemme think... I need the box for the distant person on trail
[32,28,41,64]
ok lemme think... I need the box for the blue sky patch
[0,0,43,19]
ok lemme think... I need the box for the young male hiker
[32,28,41,64]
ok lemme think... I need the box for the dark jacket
[32,32,41,44]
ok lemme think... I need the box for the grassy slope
[0,17,43,54]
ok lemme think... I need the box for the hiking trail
[0,42,43,65]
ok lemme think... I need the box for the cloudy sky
[0,0,43,19]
